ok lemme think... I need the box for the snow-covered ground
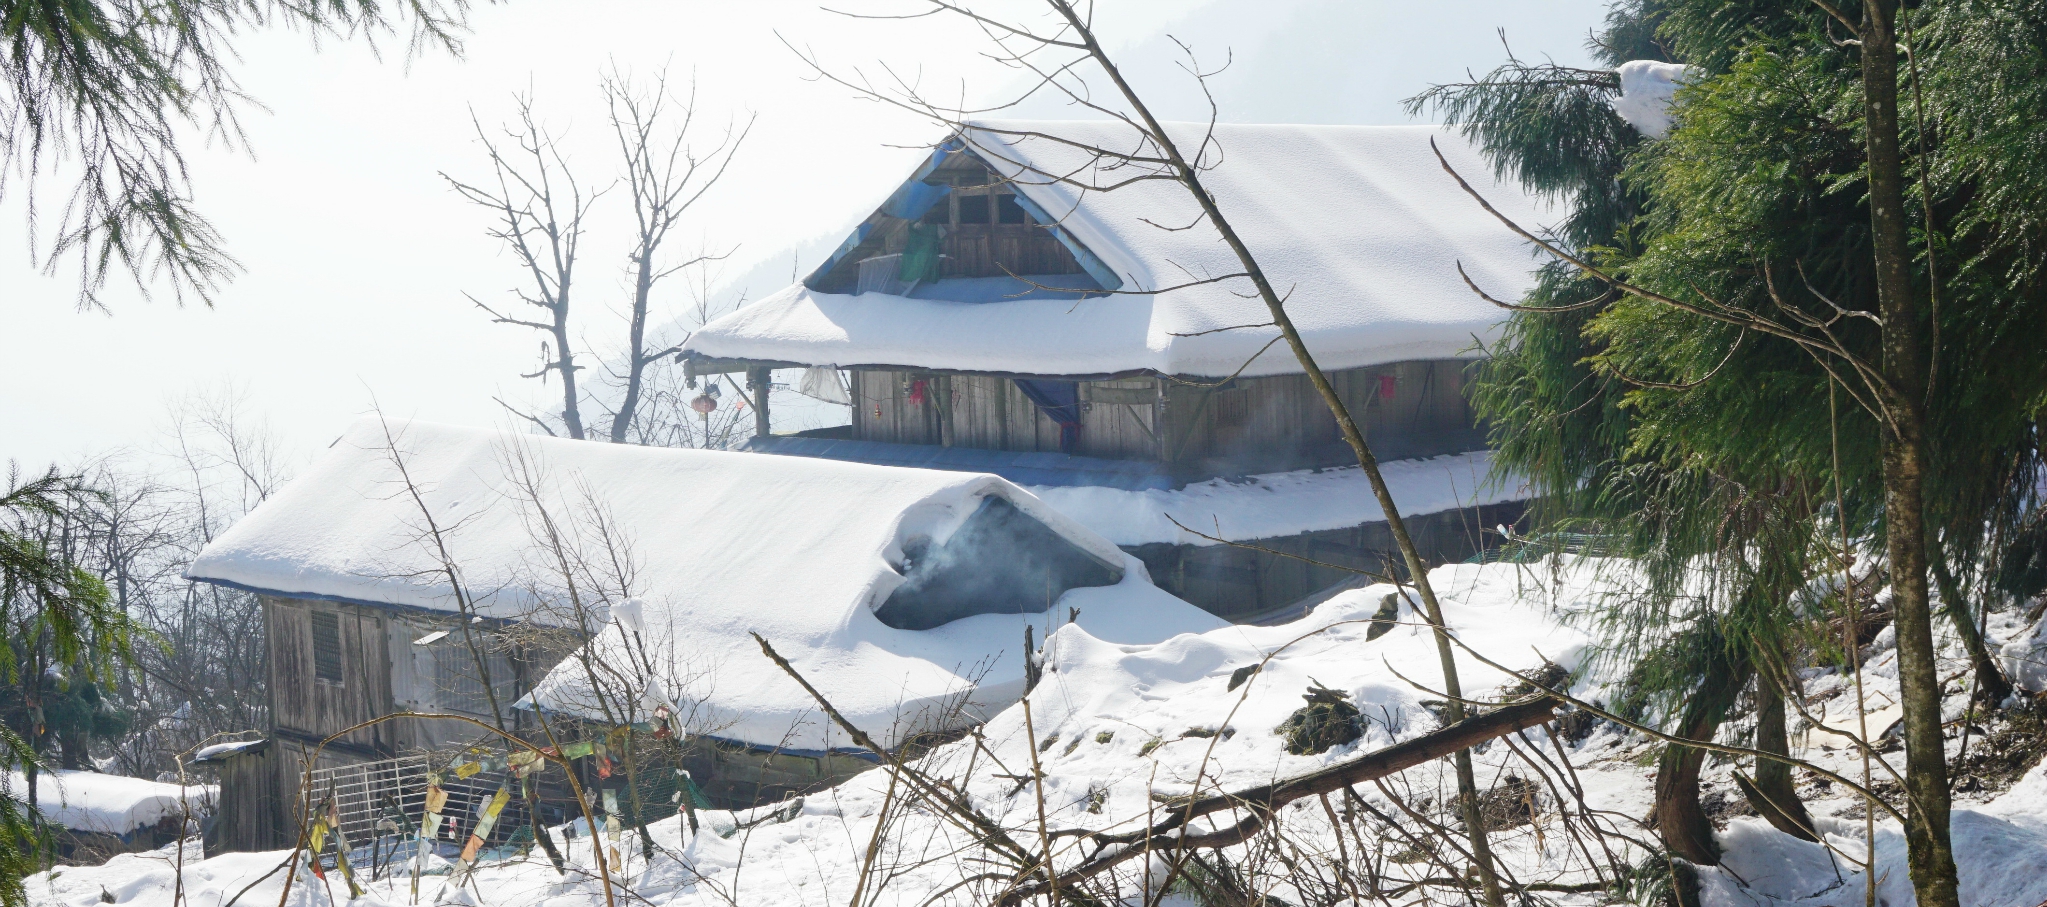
[27,558,2047,907]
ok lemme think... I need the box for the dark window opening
[996,193,1028,224]
[873,496,1123,630]
[920,194,951,225]
[957,194,991,224]
[311,611,344,684]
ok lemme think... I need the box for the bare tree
[22,388,294,781]
[594,69,754,444]
[446,95,602,440]
[451,68,750,445]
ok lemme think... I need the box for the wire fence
[303,752,534,872]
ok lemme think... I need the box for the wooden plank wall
[852,371,1162,460]
[850,362,1478,473]
[1077,378,1162,460]
[936,224,1079,277]
[266,596,397,757]
[254,597,584,847]
[202,745,295,855]
[1161,360,1482,475]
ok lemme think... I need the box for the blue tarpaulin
[1013,379,1084,453]
[881,180,951,221]
[1005,191,1124,291]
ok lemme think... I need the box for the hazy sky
[3,0,1607,470]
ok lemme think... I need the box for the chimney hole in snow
[874,496,1123,631]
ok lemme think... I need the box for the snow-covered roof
[188,418,1225,751]
[9,771,208,837]
[682,121,1548,379]
[190,740,268,764]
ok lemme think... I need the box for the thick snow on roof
[188,418,1224,751]
[1029,450,1526,547]
[683,122,1548,379]
[189,741,266,764]
[9,771,208,837]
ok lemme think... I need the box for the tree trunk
[1858,3,1960,904]
[1930,549,2013,705]
[1743,677,1818,841]
[609,252,657,444]
[554,309,586,441]
[1653,657,1750,866]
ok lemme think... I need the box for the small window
[920,194,951,225]
[310,611,344,685]
[996,193,1028,224]
[957,194,991,224]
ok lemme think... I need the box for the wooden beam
[748,367,772,439]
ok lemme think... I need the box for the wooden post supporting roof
[748,367,772,439]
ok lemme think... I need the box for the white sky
[2,0,1605,470]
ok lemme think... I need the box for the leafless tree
[593,69,754,444]
[449,68,750,445]
[445,94,602,440]
[35,388,293,780]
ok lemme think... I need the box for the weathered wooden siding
[852,372,1162,460]
[849,362,1479,476]
[201,742,299,855]
[1078,378,1163,460]
[1161,360,1481,476]
[266,596,397,757]
[225,597,581,853]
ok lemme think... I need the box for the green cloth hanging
[681,772,714,810]
[898,224,943,285]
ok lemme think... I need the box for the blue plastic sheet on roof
[742,436,1175,492]
[805,139,962,286]
[881,180,951,221]
[812,222,875,283]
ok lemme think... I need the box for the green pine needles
[1414,0,2047,887]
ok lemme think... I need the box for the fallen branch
[998,695,1559,904]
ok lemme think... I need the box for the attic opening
[874,495,1124,631]
[808,140,1119,301]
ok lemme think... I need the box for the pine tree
[1416,1,2047,902]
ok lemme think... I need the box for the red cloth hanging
[1378,374,1398,400]
[907,379,928,406]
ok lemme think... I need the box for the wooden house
[185,419,1220,847]
[682,121,1544,618]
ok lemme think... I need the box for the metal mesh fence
[304,752,534,867]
